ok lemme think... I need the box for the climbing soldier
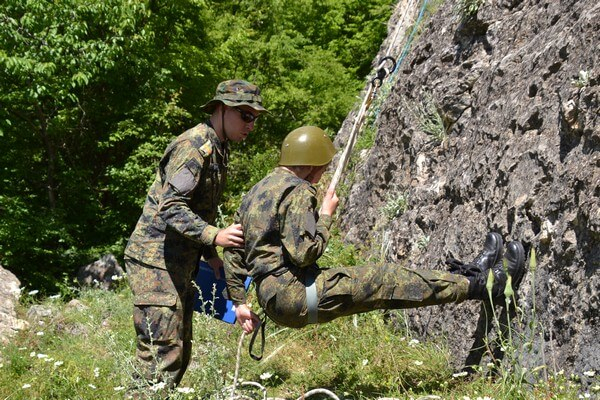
[224,125,526,334]
[124,80,267,393]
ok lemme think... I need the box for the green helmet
[279,126,336,166]
[200,79,268,113]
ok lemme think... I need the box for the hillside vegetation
[1,242,596,399]
[0,0,391,292]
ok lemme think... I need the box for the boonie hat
[200,79,268,113]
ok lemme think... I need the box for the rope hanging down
[328,0,430,193]
[328,56,396,192]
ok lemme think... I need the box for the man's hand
[214,223,244,248]
[320,187,339,216]
[206,256,223,279]
[235,304,261,334]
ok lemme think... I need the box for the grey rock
[77,254,125,290]
[336,0,599,381]
[0,266,28,344]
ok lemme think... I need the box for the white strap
[305,271,318,324]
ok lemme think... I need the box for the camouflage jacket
[224,167,332,305]
[124,122,227,269]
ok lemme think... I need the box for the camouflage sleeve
[223,209,248,305]
[158,141,219,246]
[280,184,332,268]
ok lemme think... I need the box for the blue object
[193,261,251,324]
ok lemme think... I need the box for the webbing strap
[305,271,318,324]
[248,316,265,361]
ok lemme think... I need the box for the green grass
[1,248,598,399]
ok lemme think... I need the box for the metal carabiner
[371,56,397,87]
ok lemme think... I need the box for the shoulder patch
[305,211,317,238]
[170,166,197,195]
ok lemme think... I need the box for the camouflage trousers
[256,264,470,328]
[124,256,197,390]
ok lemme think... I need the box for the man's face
[224,105,260,142]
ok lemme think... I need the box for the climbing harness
[305,269,319,324]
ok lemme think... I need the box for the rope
[328,0,429,192]
[229,331,247,400]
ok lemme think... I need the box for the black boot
[467,241,525,302]
[446,232,503,276]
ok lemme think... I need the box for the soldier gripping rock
[224,126,526,334]
[124,80,267,391]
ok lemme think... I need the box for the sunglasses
[233,107,259,123]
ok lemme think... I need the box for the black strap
[249,317,266,361]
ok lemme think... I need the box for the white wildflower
[49,294,61,299]
[176,387,195,394]
[54,361,64,367]
[453,371,469,378]
[88,384,96,389]
[260,372,273,380]
[329,334,337,341]
[583,370,596,377]
[113,386,125,391]
[94,367,100,377]
[408,339,420,347]
[362,359,368,366]
[29,352,36,357]
[22,384,31,389]
[28,290,39,296]
[36,331,44,336]
[414,360,423,366]
[151,382,167,391]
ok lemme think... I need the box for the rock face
[337,0,598,378]
[0,266,28,344]
[77,254,125,290]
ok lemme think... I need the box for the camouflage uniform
[224,167,470,328]
[124,122,227,387]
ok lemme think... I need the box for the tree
[0,0,393,292]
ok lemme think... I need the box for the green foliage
[382,191,409,221]
[0,0,394,291]
[403,93,447,146]
[455,0,485,20]
[572,69,590,88]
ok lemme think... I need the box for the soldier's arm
[280,184,332,268]
[158,141,220,246]
[223,246,249,305]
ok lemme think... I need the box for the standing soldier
[124,80,267,392]
[224,125,526,335]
